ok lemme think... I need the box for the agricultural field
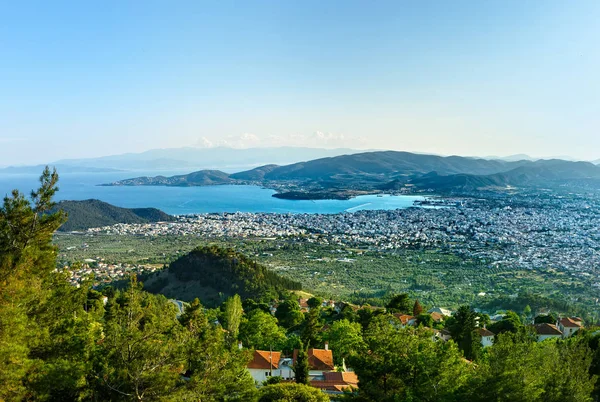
[53,233,600,319]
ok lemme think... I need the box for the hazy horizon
[1,1,599,165]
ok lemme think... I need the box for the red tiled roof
[293,348,335,371]
[248,350,281,370]
[311,371,359,392]
[299,299,310,308]
[478,328,495,337]
[559,317,583,328]
[430,312,444,322]
[534,323,562,336]
[323,371,359,385]
[393,314,416,325]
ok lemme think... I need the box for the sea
[0,171,425,215]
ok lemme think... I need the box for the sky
[0,0,599,165]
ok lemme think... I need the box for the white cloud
[193,131,369,149]
[194,137,214,148]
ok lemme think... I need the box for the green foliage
[351,315,470,401]
[417,313,434,327]
[302,307,323,347]
[293,342,310,385]
[447,306,481,361]
[257,382,330,402]
[276,300,304,330]
[222,294,243,342]
[239,309,287,350]
[307,297,323,309]
[386,293,411,313]
[488,311,524,335]
[534,313,557,324]
[0,167,67,400]
[0,171,257,401]
[144,245,302,307]
[51,199,174,232]
[465,333,596,402]
[324,319,366,365]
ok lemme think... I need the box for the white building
[557,317,583,338]
[292,344,335,380]
[478,328,495,347]
[247,350,283,384]
[534,323,563,342]
[428,307,453,317]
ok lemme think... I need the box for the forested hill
[52,199,174,231]
[143,245,301,307]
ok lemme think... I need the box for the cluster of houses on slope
[435,316,584,346]
[245,342,358,395]
[246,302,585,395]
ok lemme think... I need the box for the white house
[247,350,282,384]
[557,317,583,338]
[478,327,495,347]
[428,307,453,317]
[534,323,563,342]
[292,343,335,380]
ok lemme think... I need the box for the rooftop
[247,350,281,370]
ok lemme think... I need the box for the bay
[0,171,424,215]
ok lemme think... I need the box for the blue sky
[1,1,599,165]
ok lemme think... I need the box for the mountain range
[102,150,600,196]
[0,146,365,173]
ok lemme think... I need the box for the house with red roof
[557,317,583,338]
[393,314,417,327]
[534,323,563,342]
[247,350,282,383]
[310,371,359,394]
[292,344,336,379]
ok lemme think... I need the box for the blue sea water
[0,172,424,215]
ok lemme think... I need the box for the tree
[464,332,596,402]
[416,313,434,328]
[0,167,66,400]
[239,309,287,350]
[293,342,310,385]
[93,277,186,401]
[275,299,304,329]
[307,297,323,310]
[523,305,532,320]
[488,311,523,335]
[325,319,366,365]
[257,382,329,402]
[386,293,411,313]
[448,305,481,361]
[222,294,243,342]
[351,315,470,401]
[302,305,323,347]
[413,299,423,317]
[534,313,556,324]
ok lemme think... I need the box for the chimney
[324,341,329,351]
[238,341,243,350]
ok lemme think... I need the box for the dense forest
[3,169,600,401]
[50,199,174,232]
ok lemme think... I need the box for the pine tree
[294,342,310,385]
[413,299,423,317]
[0,167,66,400]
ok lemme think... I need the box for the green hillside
[143,245,302,307]
[53,199,174,231]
